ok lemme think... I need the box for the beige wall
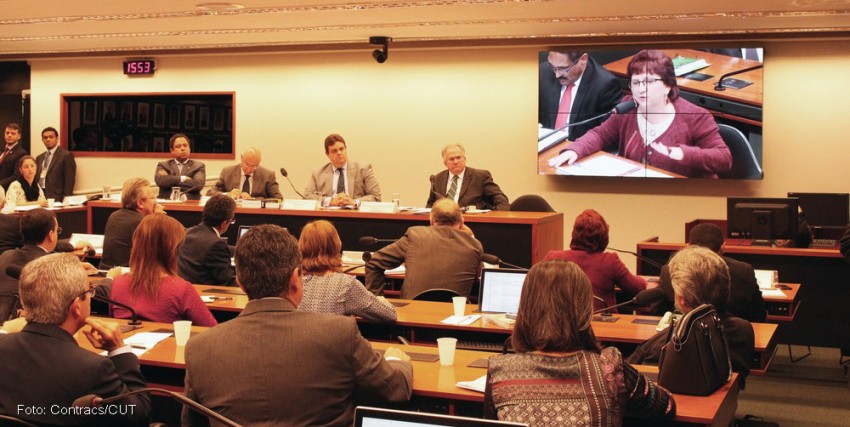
[27,40,850,264]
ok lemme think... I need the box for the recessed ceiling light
[196,3,245,11]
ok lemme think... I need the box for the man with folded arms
[154,133,206,200]
[305,133,381,207]
[183,224,412,426]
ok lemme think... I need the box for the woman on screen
[110,213,217,326]
[484,260,675,426]
[544,209,646,312]
[297,220,396,323]
[548,49,732,178]
[2,156,47,213]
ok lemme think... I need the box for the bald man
[209,147,282,200]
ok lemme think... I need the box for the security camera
[369,36,391,64]
[372,49,388,64]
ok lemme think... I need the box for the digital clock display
[123,59,156,75]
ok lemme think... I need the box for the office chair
[717,123,763,179]
[510,194,555,212]
[0,294,22,323]
[411,288,463,302]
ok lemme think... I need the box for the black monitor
[727,197,799,246]
[787,192,849,239]
[355,406,527,427]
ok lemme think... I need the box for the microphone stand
[607,247,664,270]
[539,100,638,141]
[714,64,764,91]
[92,294,142,331]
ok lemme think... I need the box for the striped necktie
[446,175,459,200]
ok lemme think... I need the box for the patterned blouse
[299,272,397,323]
[485,347,675,427]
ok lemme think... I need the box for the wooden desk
[12,205,87,239]
[88,200,563,268]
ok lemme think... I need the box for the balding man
[209,147,282,200]
[425,144,510,211]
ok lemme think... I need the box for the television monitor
[787,192,849,239]
[478,268,527,314]
[355,406,527,427]
[538,47,764,180]
[727,197,799,246]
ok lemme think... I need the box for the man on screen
[425,144,510,211]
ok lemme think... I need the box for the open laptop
[237,225,252,241]
[355,406,526,427]
[477,268,527,315]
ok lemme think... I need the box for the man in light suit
[366,198,483,298]
[0,122,28,190]
[305,133,381,207]
[36,126,76,202]
[182,224,412,427]
[0,253,151,426]
[209,146,282,200]
[178,194,236,286]
[154,133,206,200]
[426,143,510,211]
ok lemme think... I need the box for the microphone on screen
[279,167,306,199]
[611,99,637,114]
[538,99,637,142]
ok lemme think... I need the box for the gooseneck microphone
[342,251,376,273]
[607,246,664,270]
[73,388,242,427]
[481,253,529,271]
[539,99,638,141]
[358,236,399,246]
[279,167,306,199]
[714,64,764,91]
[91,293,142,330]
[593,287,666,314]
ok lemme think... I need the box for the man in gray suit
[208,147,282,200]
[183,224,412,427]
[36,127,76,202]
[366,198,483,298]
[305,133,381,207]
[154,134,206,200]
[426,144,510,211]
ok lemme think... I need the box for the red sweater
[543,250,647,312]
[111,274,217,327]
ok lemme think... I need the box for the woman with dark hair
[484,260,675,426]
[297,220,396,322]
[548,49,732,178]
[2,156,46,213]
[110,213,217,326]
[544,209,646,312]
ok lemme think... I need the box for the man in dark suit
[154,133,206,200]
[36,126,76,202]
[178,194,236,286]
[304,133,381,207]
[0,253,151,426]
[539,51,624,141]
[366,198,483,298]
[182,224,412,426]
[101,178,163,269]
[0,209,61,296]
[0,122,28,190]
[208,146,282,200]
[425,144,510,211]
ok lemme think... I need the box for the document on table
[456,375,487,393]
[441,314,481,325]
[761,288,787,298]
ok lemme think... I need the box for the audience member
[484,259,675,426]
[101,178,163,269]
[0,209,63,296]
[209,146,282,200]
[36,126,76,202]
[305,133,381,207]
[182,224,412,426]
[2,156,47,213]
[178,194,236,286]
[155,133,206,200]
[0,122,27,190]
[426,144,510,211]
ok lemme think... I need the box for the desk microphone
[714,64,764,91]
[279,167,306,199]
[607,246,664,270]
[481,254,529,271]
[92,293,142,330]
[539,99,637,141]
[73,388,242,427]
[359,236,398,246]
[593,287,666,315]
[427,174,444,204]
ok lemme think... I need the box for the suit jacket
[182,298,412,427]
[0,244,49,295]
[154,158,206,200]
[365,225,483,299]
[0,323,151,426]
[36,146,77,201]
[0,214,21,255]
[178,223,235,286]
[0,143,27,190]
[538,56,624,141]
[101,208,144,269]
[425,167,510,211]
[304,160,381,202]
[208,164,282,199]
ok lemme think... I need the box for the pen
[130,344,147,350]
[212,296,233,301]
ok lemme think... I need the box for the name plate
[282,199,319,211]
[241,199,262,209]
[359,201,397,213]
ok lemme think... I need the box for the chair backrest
[412,288,463,302]
[0,294,22,322]
[510,194,555,212]
[717,124,763,179]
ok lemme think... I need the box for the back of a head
[19,253,86,325]
[688,223,725,253]
[299,220,342,274]
[569,209,609,253]
[430,198,462,226]
[235,224,301,300]
[129,213,186,297]
[20,208,56,245]
[668,246,730,313]
[121,177,151,210]
[202,194,236,227]
[512,259,599,353]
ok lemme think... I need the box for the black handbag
[657,303,732,395]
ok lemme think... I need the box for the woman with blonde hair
[298,220,396,322]
[110,213,216,326]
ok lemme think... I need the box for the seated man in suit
[178,194,236,286]
[154,133,206,200]
[366,198,483,298]
[182,224,412,426]
[101,178,164,269]
[304,133,381,207]
[0,253,151,426]
[426,144,510,211]
[209,146,282,200]
[653,223,767,322]
[36,126,77,202]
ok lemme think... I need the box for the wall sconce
[369,36,392,63]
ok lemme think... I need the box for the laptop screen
[237,225,251,241]
[478,268,527,314]
[355,407,526,427]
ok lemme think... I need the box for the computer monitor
[787,192,849,238]
[355,407,527,427]
[478,268,527,314]
[237,225,252,241]
[727,197,799,246]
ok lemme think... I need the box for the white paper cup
[47,198,55,208]
[452,296,467,317]
[102,185,111,199]
[173,320,192,346]
[437,337,458,366]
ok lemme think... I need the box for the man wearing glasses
[0,253,151,426]
[209,146,283,200]
[178,194,237,286]
[538,51,624,141]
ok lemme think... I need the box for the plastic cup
[173,320,192,346]
[452,296,467,317]
[392,192,401,208]
[47,198,55,208]
[102,186,111,199]
[437,337,458,366]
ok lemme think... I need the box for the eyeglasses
[55,226,63,235]
[229,218,236,225]
[550,53,585,75]
[68,285,96,310]
[630,78,663,87]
